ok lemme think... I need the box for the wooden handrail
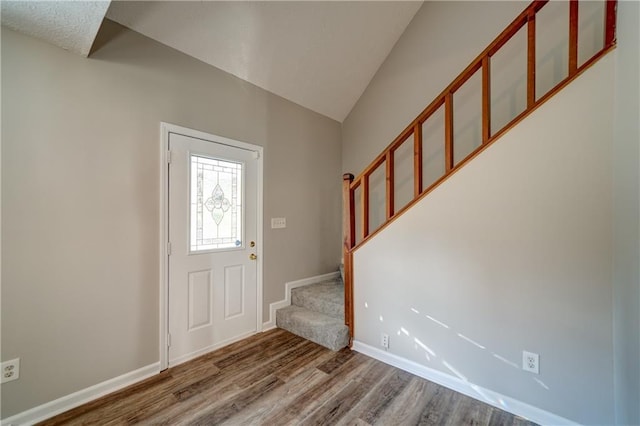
[342,0,617,343]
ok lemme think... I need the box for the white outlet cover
[1,358,20,383]
[522,350,539,374]
[381,333,389,349]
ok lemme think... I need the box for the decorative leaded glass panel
[190,155,243,252]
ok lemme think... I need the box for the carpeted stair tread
[291,278,344,320]
[276,305,349,351]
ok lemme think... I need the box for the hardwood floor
[40,329,537,425]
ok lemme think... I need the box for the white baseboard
[262,271,341,330]
[1,362,160,426]
[352,341,578,426]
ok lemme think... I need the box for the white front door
[168,131,259,366]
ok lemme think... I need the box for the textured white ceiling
[1,1,111,57]
[106,1,423,122]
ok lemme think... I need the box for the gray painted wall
[1,21,342,417]
[353,55,615,424]
[612,1,640,424]
[343,1,639,424]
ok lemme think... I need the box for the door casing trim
[159,122,264,370]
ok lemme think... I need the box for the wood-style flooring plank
[444,393,493,426]
[259,353,375,425]
[315,346,356,374]
[189,374,285,425]
[335,368,414,426]
[210,329,301,370]
[220,367,329,425]
[298,360,393,425]
[137,381,239,426]
[40,373,175,426]
[40,329,538,426]
[489,408,537,426]
[372,377,441,425]
[195,328,292,365]
[271,341,330,381]
[233,338,320,388]
[416,386,459,425]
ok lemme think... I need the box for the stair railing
[342,0,617,340]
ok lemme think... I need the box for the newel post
[342,173,355,344]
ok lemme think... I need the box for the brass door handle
[250,253,257,260]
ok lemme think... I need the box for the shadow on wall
[362,301,552,411]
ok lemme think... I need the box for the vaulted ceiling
[1,1,110,56]
[1,1,422,122]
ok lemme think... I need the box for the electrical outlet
[381,333,389,349]
[522,351,539,374]
[1,358,20,383]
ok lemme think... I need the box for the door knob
[250,253,257,260]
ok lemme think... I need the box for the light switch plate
[271,217,286,229]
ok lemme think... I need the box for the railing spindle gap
[386,152,394,220]
[527,10,537,108]
[362,174,370,239]
[482,56,491,144]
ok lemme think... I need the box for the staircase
[341,0,618,338]
[276,276,349,351]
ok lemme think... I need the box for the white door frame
[159,122,264,370]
